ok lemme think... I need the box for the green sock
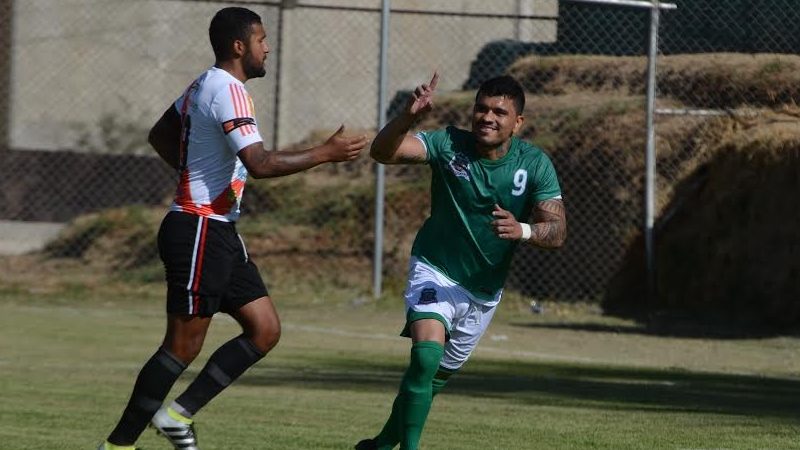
[386,341,444,450]
[374,396,402,450]
[375,363,456,449]
[431,366,456,397]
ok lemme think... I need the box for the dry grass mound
[509,53,800,108]
[605,131,800,328]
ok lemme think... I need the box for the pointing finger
[429,71,439,90]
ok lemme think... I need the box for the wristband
[520,223,532,241]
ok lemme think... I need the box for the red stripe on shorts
[191,217,209,313]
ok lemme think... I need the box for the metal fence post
[373,0,390,298]
[644,0,661,305]
[0,0,12,152]
[272,1,291,151]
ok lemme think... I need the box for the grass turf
[0,283,798,450]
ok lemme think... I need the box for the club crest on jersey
[418,288,438,305]
[222,117,256,135]
[448,152,471,181]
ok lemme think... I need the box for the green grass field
[1,276,799,450]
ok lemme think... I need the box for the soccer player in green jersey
[355,73,567,450]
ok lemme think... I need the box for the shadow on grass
[230,356,800,420]
[510,317,800,340]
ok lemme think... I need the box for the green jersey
[411,126,562,302]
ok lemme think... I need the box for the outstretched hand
[491,204,523,240]
[407,72,439,117]
[324,125,367,162]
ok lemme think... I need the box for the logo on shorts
[418,288,438,305]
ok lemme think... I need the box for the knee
[249,322,281,354]
[400,342,443,397]
[163,338,204,365]
[163,315,211,365]
[409,342,444,375]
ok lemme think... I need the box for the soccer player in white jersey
[97,7,366,450]
[355,74,567,450]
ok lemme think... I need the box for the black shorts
[157,211,268,317]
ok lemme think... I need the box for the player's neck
[214,60,248,83]
[476,139,512,161]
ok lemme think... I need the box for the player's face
[471,95,524,149]
[243,23,269,79]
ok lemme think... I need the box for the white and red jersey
[169,67,263,222]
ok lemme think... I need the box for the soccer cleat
[151,406,199,450]
[354,438,378,450]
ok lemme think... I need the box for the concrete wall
[8,0,556,151]
[9,0,278,152]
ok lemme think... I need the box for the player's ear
[513,115,525,135]
[232,39,246,58]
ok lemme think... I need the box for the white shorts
[403,257,500,370]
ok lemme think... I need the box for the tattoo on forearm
[530,199,567,248]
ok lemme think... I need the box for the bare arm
[239,125,367,179]
[149,102,366,178]
[370,72,439,165]
[491,199,567,249]
[528,198,567,248]
[148,105,181,170]
[370,113,428,164]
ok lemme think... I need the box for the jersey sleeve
[413,128,450,163]
[531,153,562,202]
[172,94,183,114]
[211,83,263,154]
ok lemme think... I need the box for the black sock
[175,335,265,415]
[107,347,186,445]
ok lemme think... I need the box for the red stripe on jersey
[229,84,246,136]
[229,84,240,117]
[238,85,253,135]
[179,80,200,169]
[174,169,193,206]
[173,178,244,218]
[244,89,255,135]
[232,85,250,136]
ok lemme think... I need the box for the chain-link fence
[643,0,800,323]
[1,0,798,314]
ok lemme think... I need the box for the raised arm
[238,125,367,179]
[371,72,439,165]
[491,199,567,249]
[148,105,182,170]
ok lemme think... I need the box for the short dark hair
[476,75,525,115]
[209,7,262,60]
